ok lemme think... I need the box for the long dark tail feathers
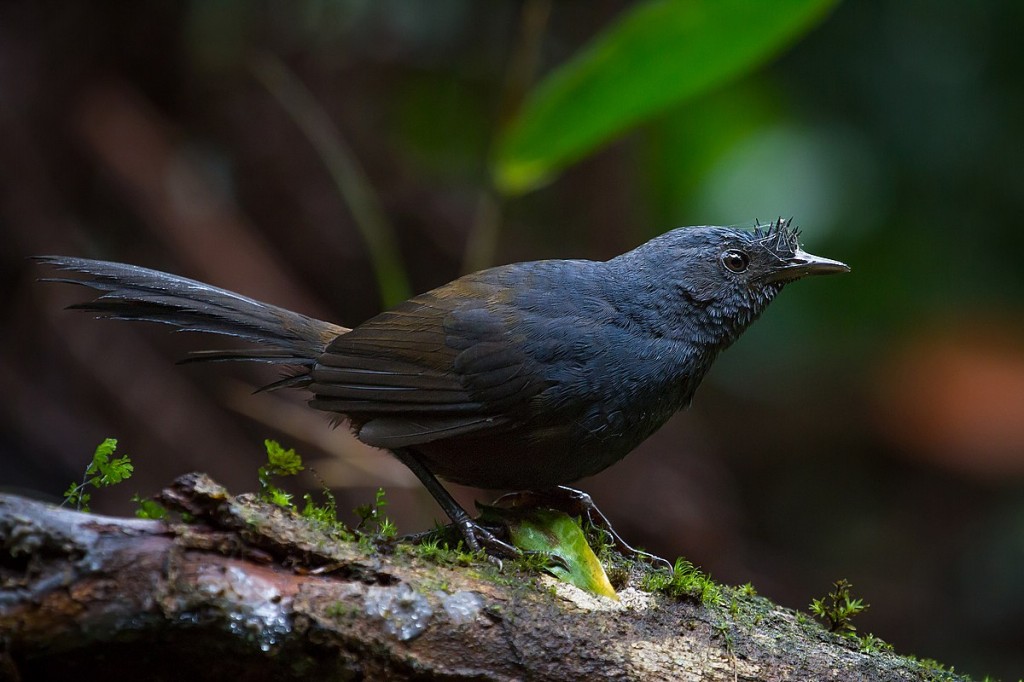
[36,255,348,392]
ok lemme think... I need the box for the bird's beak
[768,248,850,283]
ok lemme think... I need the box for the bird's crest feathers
[752,217,800,258]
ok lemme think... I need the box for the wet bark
[0,474,957,681]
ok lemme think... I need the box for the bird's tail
[36,256,349,391]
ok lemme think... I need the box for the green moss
[257,439,303,507]
[857,632,894,654]
[412,537,486,568]
[354,487,397,542]
[324,601,358,620]
[895,654,987,682]
[711,620,734,653]
[641,557,723,607]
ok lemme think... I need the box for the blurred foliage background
[2,1,1023,676]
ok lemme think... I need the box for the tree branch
[0,474,958,681]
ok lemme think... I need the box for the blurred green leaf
[252,53,411,308]
[642,83,783,229]
[494,0,838,194]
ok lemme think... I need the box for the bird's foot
[453,515,522,561]
[401,514,574,573]
[491,486,673,571]
[400,514,522,566]
[389,447,523,564]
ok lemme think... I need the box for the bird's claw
[492,486,673,571]
[401,516,521,565]
[400,516,571,575]
[400,487,667,572]
[455,517,521,559]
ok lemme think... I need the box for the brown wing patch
[308,275,545,447]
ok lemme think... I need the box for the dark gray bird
[38,218,848,552]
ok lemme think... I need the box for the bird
[38,218,848,554]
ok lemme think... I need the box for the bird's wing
[309,276,547,448]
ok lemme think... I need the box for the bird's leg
[492,486,673,571]
[391,448,520,559]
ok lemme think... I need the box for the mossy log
[0,474,962,681]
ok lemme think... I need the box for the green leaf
[494,507,618,599]
[85,437,133,485]
[494,0,838,194]
[63,482,82,505]
[86,438,118,475]
[99,455,134,485]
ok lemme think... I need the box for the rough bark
[0,474,961,681]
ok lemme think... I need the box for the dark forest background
[2,1,1023,677]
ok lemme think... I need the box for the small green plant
[254,440,358,539]
[255,439,399,545]
[301,491,335,524]
[301,483,349,535]
[900,655,964,681]
[414,537,452,563]
[300,466,350,534]
[414,537,484,567]
[63,438,134,512]
[857,633,893,654]
[810,578,869,635]
[63,437,166,518]
[131,493,168,520]
[712,620,734,652]
[355,487,397,544]
[257,439,304,507]
[641,557,723,607]
[917,658,948,672]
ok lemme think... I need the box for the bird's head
[673,217,848,299]
[616,218,849,345]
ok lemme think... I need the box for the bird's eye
[721,249,750,273]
